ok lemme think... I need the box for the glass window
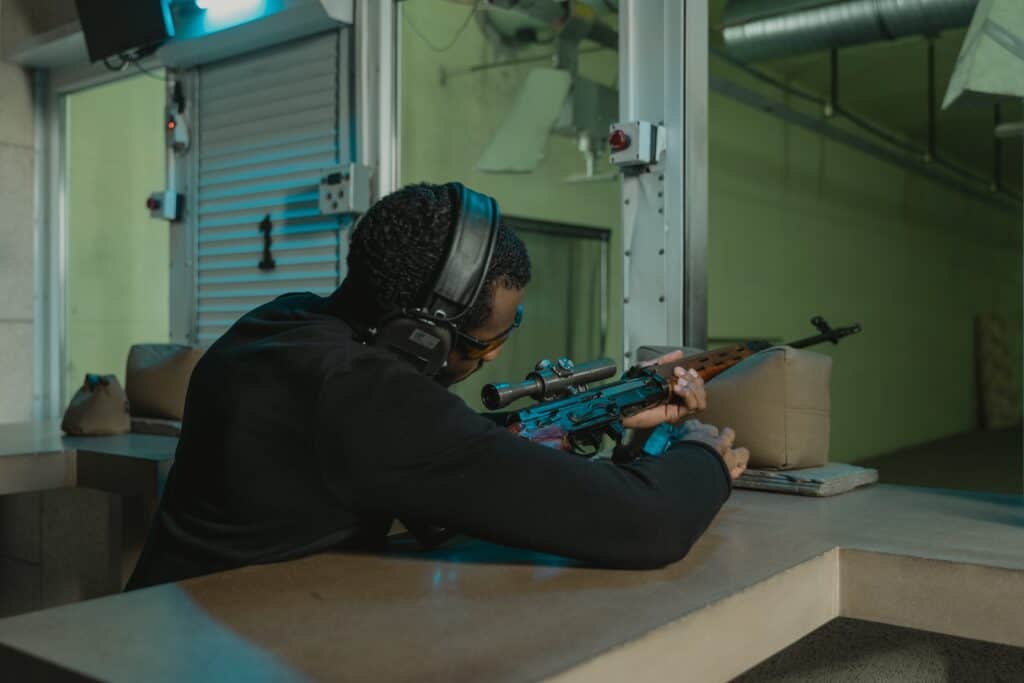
[64,72,168,403]
[398,0,623,411]
[707,10,1023,494]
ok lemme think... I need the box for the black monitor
[74,0,175,63]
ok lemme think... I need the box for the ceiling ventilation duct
[722,0,979,62]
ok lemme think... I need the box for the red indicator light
[167,119,176,130]
[609,129,630,152]
[146,197,161,211]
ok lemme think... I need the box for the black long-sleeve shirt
[127,292,732,589]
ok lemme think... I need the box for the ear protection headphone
[373,183,500,376]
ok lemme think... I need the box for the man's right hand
[675,419,749,481]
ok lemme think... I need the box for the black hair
[344,183,531,330]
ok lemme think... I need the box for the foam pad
[125,344,204,421]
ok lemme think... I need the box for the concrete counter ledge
[0,484,1021,682]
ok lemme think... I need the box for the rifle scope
[482,357,617,410]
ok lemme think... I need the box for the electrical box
[319,164,372,216]
[165,109,189,153]
[146,190,183,221]
[608,121,666,168]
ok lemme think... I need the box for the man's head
[344,183,531,384]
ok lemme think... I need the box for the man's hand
[674,419,749,481]
[621,350,706,430]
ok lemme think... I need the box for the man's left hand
[621,350,706,430]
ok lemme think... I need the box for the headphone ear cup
[375,316,453,377]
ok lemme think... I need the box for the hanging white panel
[194,31,348,344]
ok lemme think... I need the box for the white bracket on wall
[319,163,372,215]
[147,190,184,222]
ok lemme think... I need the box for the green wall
[65,73,168,401]
[708,58,1022,463]
[400,1,622,408]
[402,2,1021,462]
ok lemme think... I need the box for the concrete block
[2,0,78,62]
[0,321,32,423]
[40,488,121,608]
[0,491,41,563]
[0,142,34,320]
[0,555,41,618]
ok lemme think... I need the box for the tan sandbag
[699,346,832,470]
[61,374,131,436]
[125,344,204,421]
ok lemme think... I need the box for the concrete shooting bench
[0,482,1020,682]
[0,420,178,610]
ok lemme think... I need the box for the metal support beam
[993,103,1003,193]
[826,48,838,118]
[169,69,198,345]
[32,70,52,419]
[355,0,398,201]
[926,37,936,163]
[619,0,708,363]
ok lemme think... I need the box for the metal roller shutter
[194,31,348,344]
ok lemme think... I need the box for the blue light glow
[194,0,269,33]
[195,0,264,18]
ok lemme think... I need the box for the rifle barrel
[787,323,862,349]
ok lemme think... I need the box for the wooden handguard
[653,343,763,384]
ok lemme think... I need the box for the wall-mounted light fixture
[183,0,269,32]
[193,0,266,20]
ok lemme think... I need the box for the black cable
[126,53,165,82]
[102,55,126,72]
[404,0,482,53]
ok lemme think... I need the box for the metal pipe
[722,0,978,62]
[927,37,936,163]
[710,47,1009,192]
[709,74,1021,213]
[826,48,838,118]
[995,121,1024,139]
[993,103,1003,192]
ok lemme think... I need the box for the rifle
[482,316,862,458]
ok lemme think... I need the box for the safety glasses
[455,305,524,360]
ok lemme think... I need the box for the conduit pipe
[722,0,978,61]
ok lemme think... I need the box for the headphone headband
[423,183,500,322]
[373,182,501,377]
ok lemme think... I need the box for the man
[127,183,748,589]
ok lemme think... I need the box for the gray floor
[856,426,1022,495]
[735,618,1024,682]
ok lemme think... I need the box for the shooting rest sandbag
[61,374,131,436]
[636,345,831,470]
[125,344,204,421]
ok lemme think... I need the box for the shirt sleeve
[316,353,732,570]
